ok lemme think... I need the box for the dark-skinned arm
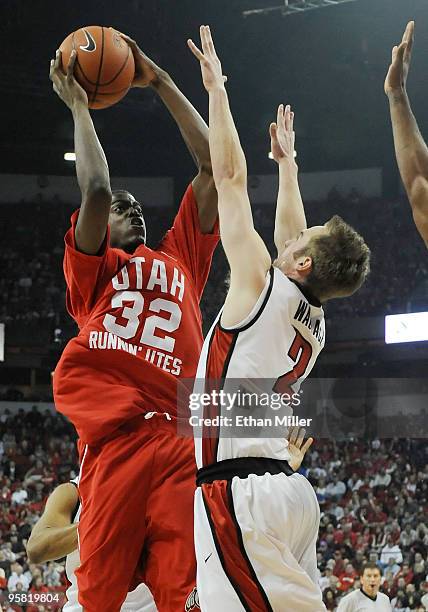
[26,483,79,563]
[120,33,217,233]
[385,21,428,247]
[50,49,112,255]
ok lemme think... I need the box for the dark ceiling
[2,0,428,179]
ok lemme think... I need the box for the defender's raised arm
[188,26,270,327]
[270,104,307,255]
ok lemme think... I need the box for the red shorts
[76,413,197,612]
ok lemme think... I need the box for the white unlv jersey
[194,267,325,469]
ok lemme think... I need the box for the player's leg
[76,426,155,612]
[230,472,326,612]
[194,485,247,612]
[142,428,199,612]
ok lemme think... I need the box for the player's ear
[296,255,312,276]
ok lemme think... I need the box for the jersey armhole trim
[218,268,274,334]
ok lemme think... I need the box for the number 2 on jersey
[274,328,313,394]
[102,291,182,352]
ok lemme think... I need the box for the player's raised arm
[26,483,79,563]
[385,21,428,247]
[270,104,307,256]
[188,26,271,325]
[50,50,112,255]
[120,32,217,233]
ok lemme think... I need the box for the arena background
[0,0,427,610]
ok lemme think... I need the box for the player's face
[275,225,328,276]
[361,568,381,597]
[109,191,147,252]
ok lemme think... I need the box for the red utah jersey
[53,185,218,445]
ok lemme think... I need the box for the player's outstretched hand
[286,426,313,472]
[187,25,227,92]
[385,21,414,96]
[116,31,160,88]
[49,49,88,111]
[270,104,296,165]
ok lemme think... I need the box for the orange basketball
[59,26,135,110]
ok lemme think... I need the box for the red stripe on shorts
[202,479,272,612]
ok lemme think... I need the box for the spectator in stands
[7,562,29,591]
[326,474,347,501]
[11,486,28,506]
[370,468,392,489]
[380,535,403,568]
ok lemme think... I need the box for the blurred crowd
[306,438,428,610]
[0,408,425,610]
[1,191,428,345]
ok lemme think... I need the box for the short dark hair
[297,215,371,301]
[361,562,382,577]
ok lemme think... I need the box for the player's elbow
[26,539,46,564]
[215,171,247,193]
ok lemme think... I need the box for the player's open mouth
[130,219,143,227]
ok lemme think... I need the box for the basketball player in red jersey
[385,21,428,248]
[188,26,370,610]
[49,37,218,612]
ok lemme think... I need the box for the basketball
[59,26,135,110]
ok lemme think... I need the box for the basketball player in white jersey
[188,26,370,612]
[26,480,156,611]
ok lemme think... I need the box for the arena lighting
[243,0,359,17]
[385,312,428,344]
[64,152,76,162]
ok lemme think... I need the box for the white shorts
[194,462,326,612]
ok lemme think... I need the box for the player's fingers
[200,25,209,53]
[396,41,407,64]
[117,31,138,51]
[301,437,314,455]
[66,50,77,78]
[405,21,414,59]
[187,39,205,62]
[391,45,398,63]
[296,427,306,448]
[53,49,62,71]
[289,426,299,446]
[285,105,292,131]
[269,122,277,139]
[276,104,284,127]
[206,26,216,56]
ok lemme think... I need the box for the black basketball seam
[74,62,95,89]
[91,26,105,106]
[98,44,132,86]
[73,36,131,87]
[92,87,131,96]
